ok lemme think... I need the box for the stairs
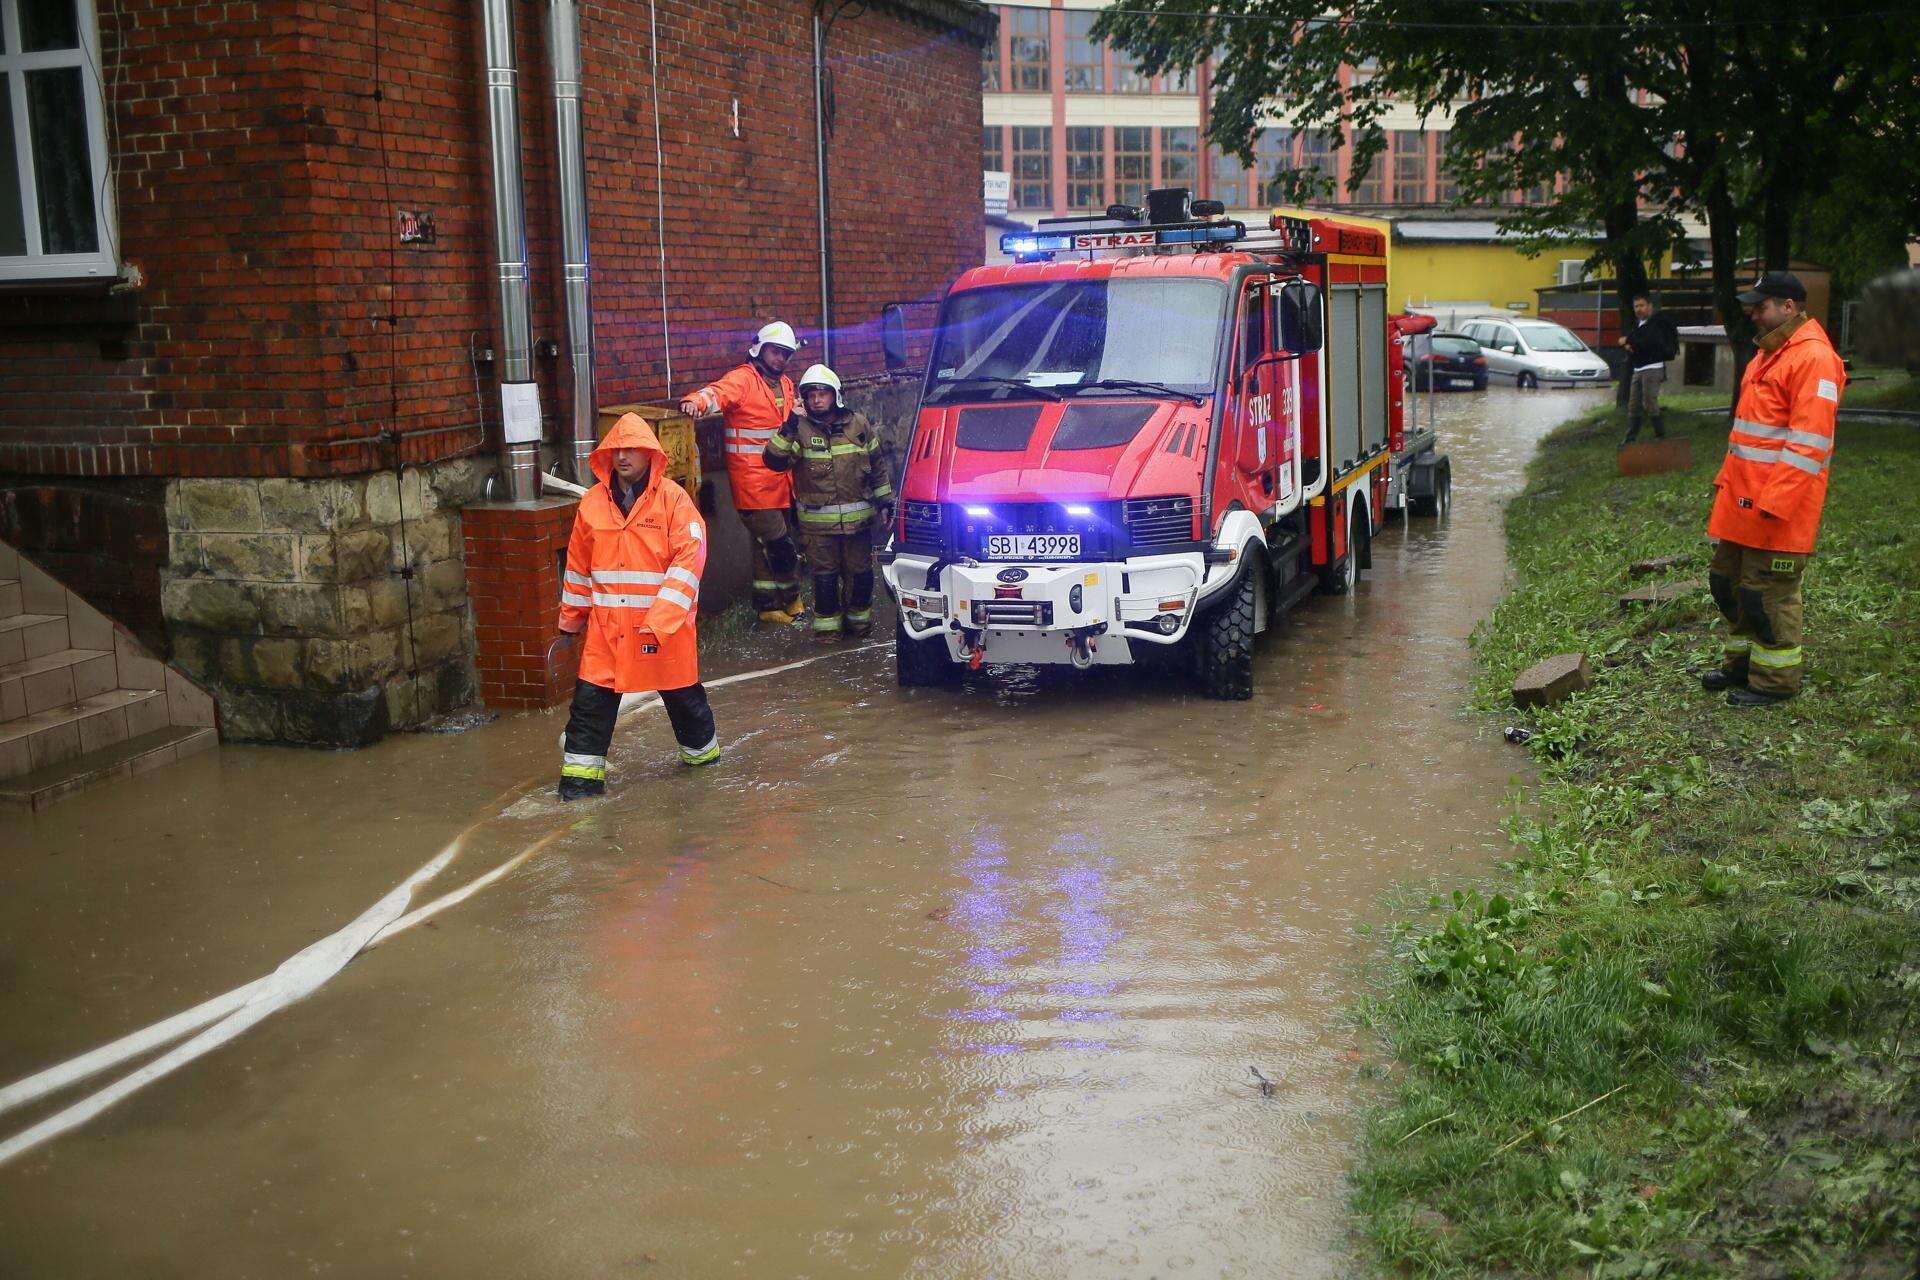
[0,541,218,811]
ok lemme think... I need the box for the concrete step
[0,577,20,620]
[0,647,119,723]
[0,688,170,780]
[0,725,218,812]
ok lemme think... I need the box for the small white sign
[500,381,543,444]
[984,170,1010,216]
[1816,379,1839,403]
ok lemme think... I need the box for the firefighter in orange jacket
[679,321,805,625]
[1702,272,1843,707]
[556,413,719,800]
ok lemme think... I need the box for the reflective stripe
[728,427,779,443]
[870,484,894,499]
[593,570,665,586]
[802,443,869,459]
[657,586,695,611]
[563,752,606,770]
[1724,639,1752,653]
[561,758,607,781]
[560,590,594,608]
[564,570,593,588]
[845,608,872,623]
[665,566,700,590]
[590,591,655,609]
[1749,643,1803,669]
[679,736,722,766]
[726,442,771,456]
[1734,417,1832,450]
[1728,441,1828,474]
[801,501,873,516]
[812,613,843,632]
[751,579,781,590]
[766,434,799,454]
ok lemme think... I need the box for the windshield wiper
[926,375,1063,403]
[1071,378,1207,405]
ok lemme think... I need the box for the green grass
[1349,375,1920,1277]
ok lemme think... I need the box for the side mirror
[1279,280,1323,354]
[880,304,911,373]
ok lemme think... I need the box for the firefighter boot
[1700,668,1745,692]
[557,775,605,801]
[811,569,843,642]
[845,567,875,638]
[1727,684,1794,707]
[758,607,801,627]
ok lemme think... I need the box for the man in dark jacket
[1620,293,1681,446]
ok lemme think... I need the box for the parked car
[1404,331,1488,391]
[1459,317,1612,388]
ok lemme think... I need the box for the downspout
[812,10,833,364]
[479,0,542,501]
[548,0,597,482]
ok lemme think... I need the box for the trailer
[880,189,1451,698]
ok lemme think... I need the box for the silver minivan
[1460,317,1612,388]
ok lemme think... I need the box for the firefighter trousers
[1709,540,1807,696]
[800,527,874,635]
[561,678,721,784]
[740,508,801,613]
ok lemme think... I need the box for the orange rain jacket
[685,363,796,511]
[1707,315,1844,554]
[558,413,706,693]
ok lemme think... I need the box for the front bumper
[882,551,1210,666]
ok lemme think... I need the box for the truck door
[1230,281,1287,513]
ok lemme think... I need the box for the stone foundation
[161,458,492,746]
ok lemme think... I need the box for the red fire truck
[880,190,1451,699]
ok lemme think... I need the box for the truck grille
[900,500,943,554]
[1123,496,1194,549]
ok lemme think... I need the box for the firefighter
[679,322,805,625]
[1702,271,1843,707]
[556,412,719,800]
[763,364,894,639]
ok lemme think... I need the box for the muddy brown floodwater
[0,389,1594,1278]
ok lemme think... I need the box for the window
[1165,65,1195,94]
[1209,143,1248,207]
[1298,129,1334,193]
[1010,126,1051,211]
[1,0,114,281]
[1066,126,1105,210]
[1433,131,1456,203]
[1063,11,1103,93]
[1160,127,1197,186]
[1008,8,1049,93]
[981,38,1000,91]
[1254,127,1293,203]
[1114,127,1151,207]
[983,126,1003,176]
[1391,130,1428,204]
[1350,146,1383,205]
[1112,48,1151,94]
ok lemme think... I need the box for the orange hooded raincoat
[558,414,706,693]
[684,363,796,511]
[1707,315,1844,554]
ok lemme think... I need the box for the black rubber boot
[1650,411,1668,439]
[1727,685,1793,708]
[1700,669,1743,692]
[1619,413,1643,448]
[557,776,605,801]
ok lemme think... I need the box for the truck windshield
[927,278,1224,402]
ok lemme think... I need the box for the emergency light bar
[1002,219,1246,259]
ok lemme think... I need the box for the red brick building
[0,0,991,744]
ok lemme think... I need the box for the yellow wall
[1390,240,1601,314]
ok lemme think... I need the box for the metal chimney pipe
[479,0,541,502]
[812,12,833,364]
[548,0,597,483]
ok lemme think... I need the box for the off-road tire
[1319,501,1368,595]
[1196,568,1257,700]
[1411,460,1452,517]
[896,616,959,687]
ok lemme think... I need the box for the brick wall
[0,0,988,481]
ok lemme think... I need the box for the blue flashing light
[964,505,994,518]
[1064,504,1094,517]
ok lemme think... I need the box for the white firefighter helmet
[796,363,844,408]
[749,321,801,358]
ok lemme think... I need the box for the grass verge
[1350,375,1920,1277]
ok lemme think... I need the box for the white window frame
[1,0,117,284]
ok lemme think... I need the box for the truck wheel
[1196,568,1257,701]
[896,616,958,688]
[1320,503,1368,595]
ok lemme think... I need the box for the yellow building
[1388,215,1602,317]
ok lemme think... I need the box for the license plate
[985,533,1080,560]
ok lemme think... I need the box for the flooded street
[1,390,1593,1278]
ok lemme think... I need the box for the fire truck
[879,189,1451,699]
